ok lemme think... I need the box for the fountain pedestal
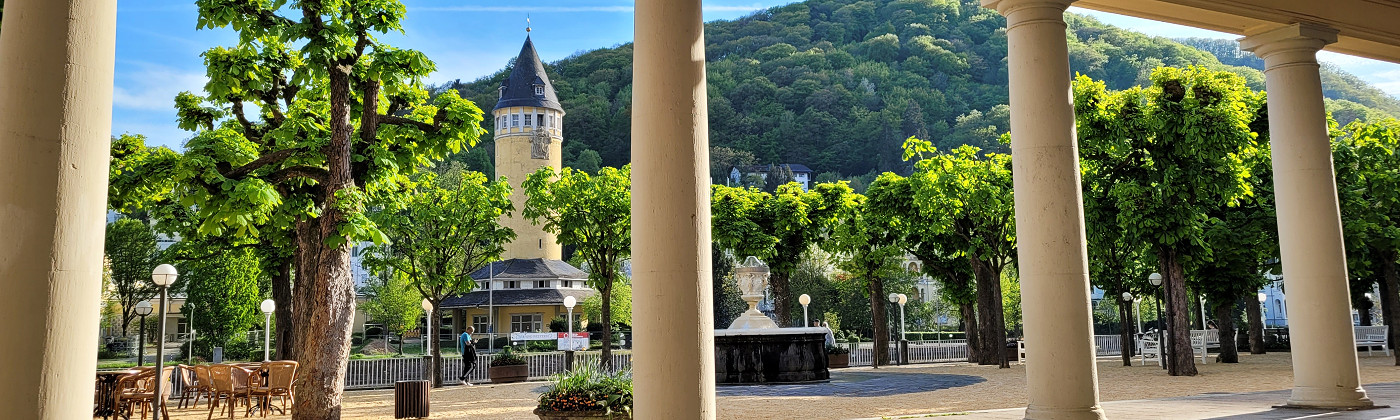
[714,327,830,384]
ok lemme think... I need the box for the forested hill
[446,0,1397,180]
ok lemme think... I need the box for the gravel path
[161,352,1400,419]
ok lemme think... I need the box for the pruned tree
[1072,66,1266,376]
[103,218,162,336]
[178,244,262,359]
[1335,117,1400,365]
[829,180,901,366]
[711,182,857,327]
[365,170,514,386]
[523,165,631,369]
[106,1,487,414]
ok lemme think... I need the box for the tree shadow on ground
[715,372,986,398]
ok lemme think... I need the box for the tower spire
[527,14,532,33]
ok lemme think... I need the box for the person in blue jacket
[458,326,477,385]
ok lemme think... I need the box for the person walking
[458,326,477,385]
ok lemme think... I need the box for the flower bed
[536,364,632,419]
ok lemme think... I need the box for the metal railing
[344,350,633,390]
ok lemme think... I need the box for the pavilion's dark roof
[469,258,587,281]
[494,36,562,111]
[440,288,596,308]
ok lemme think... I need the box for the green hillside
[448,0,1396,179]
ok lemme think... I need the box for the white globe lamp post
[798,294,812,327]
[150,264,178,416]
[564,296,578,351]
[260,299,275,361]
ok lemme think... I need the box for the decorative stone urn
[729,256,779,330]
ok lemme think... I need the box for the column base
[1284,386,1374,409]
[1024,405,1106,420]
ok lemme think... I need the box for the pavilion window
[511,313,543,332]
[471,315,489,334]
[506,281,520,289]
[525,113,533,127]
[512,114,520,127]
[534,280,549,288]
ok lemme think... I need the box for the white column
[982,0,1103,419]
[0,0,118,418]
[1241,23,1372,409]
[631,0,716,419]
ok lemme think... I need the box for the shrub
[527,340,557,353]
[825,345,849,355]
[491,346,527,367]
[536,363,633,415]
[549,315,583,333]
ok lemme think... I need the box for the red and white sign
[557,332,589,351]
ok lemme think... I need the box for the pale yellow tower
[493,35,564,260]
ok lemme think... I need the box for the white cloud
[112,61,207,111]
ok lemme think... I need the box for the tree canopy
[104,218,163,335]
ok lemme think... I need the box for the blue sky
[113,1,1400,150]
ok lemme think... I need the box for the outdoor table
[94,369,136,419]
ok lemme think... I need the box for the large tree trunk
[273,259,296,362]
[1118,300,1134,366]
[1380,250,1400,367]
[599,277,614,370]
[1159,249,1197,376]
[1245,293,1265,354]
[1213,301,1238,363]
[770,271,792,327]
[870,275,889,367]
[429,305,443,387]
[960,302,979,363]
[972,258,1007,368]
[291,65,359,420]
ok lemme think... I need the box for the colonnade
[0,0,1380,418]
[0,0,118,419]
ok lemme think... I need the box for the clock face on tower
[531,129,552,160]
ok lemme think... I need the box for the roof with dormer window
[494,36,562,111]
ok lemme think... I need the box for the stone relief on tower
[531,129,551,160]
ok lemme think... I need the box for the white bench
[1137,338,1161,366]
[1355,326,1390,356]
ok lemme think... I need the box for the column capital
[1239,23,1337,67]
[981,0,1074,17]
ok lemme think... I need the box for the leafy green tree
[1072,66,1265,376]
[523,165,631,369]
[360,271,422,356]
[711,247,747,328]
[827,185,902,366]
[180,245,262,360]
[104,1,488,413]
[582,283,632,327]
[1335,117,1400,365]
[711,182,858,326]
[570,149,603,174]
[365,170,513,386]
[893,140,1016,367]
[104,218,162,336]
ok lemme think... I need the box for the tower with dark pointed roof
[493,35,565,260]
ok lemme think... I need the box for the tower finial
[527,14,532,33]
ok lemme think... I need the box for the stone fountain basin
[714,327,830,385]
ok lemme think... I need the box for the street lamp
[422,299,434,355]
[1258,292,1268,328]
[798,294,812,327]
[1148,272,1165,370]
[1121,292,1140,337]
[260,299,275,361]
[150,264,178,416]
[134,301,153,366]
[563,296,578,352]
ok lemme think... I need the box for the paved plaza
[150,352,1400,419]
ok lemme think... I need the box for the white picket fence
[843,335,1126,366]
[344,351,633,390]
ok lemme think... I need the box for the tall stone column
[631,0,715,418]
[982,0,1103,419]
[0,0,118,418]
[1241,23,1372,409]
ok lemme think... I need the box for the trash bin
[394,380,431,419]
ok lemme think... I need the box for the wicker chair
[247,361,298,417]
[206,364,252,420]
[175,365,202,409]
[116,366,173,420]
[190,364,215,408]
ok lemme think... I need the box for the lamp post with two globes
[134,300,152,366]
[889,293,908,364]
[150,264,179,417]
[260,299,275,361]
